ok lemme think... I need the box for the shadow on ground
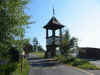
[27,57,59,67]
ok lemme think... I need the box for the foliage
[0,0,31,74]
[0,0,30,43]
[71,58,100,70]
[71,58,89,66]
[38,45,45,52]
[62,30,70,55]
[0,0,30,49]
[32,52,45,58]
[62,30,78,56]
[23,43,33,54]
[33,37,45,52]
[55,55,100,70]
[11,59,30,75]
[78,63,100,70]
[11,38,30,52]
[33,37,38,44]
[54,55,66,63]
[9,47,20,62]
[63,56,76,63]
[0,62,17,75]
[33,37,38,52]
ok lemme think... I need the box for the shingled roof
[43,16,64,30]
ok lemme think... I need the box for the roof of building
[43,16,64,30]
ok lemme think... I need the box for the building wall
[78,47,100,59]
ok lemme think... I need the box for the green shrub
[64,56,76,63]
[55,55,100,70]
[54,55,66,63]
[71,58,89,66]
[32,52,45,58]
[11,59,30,75]
[78,63,100,70]
[0,62,17,75]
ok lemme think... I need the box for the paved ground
[89,70,100,75]
[27,55,90,75]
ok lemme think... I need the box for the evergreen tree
[62,30,78,56]
[62,30,70,55]
[0,0,30,50]
[0,0,31,74]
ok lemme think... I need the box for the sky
[24,0,100,49]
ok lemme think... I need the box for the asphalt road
[27,55,90,75]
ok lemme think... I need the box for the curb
[65,64,94,75]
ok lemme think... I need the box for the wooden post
[21,51,25,72]
[45,29,48,57]
[52,30,56,56]
[46,29,48,39]
[60,28,63,54]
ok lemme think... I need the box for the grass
[11,59,30,75]
[55,55,100,70]
[77,63,100,70]
[32,52,45,58]
[70,58,100,70]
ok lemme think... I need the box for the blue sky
[25,0,100,49]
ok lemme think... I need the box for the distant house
[78,47,100,59]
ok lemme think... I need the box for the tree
[23,43,33,54]
[0,0,31,74]
[69,37,78,48]
[0,0,30,51]
[32,37,45,52]
[62,30,78,57]
[11,38,30,52]
[0,0,31,54]
[9,47,19,62]
[38,45,45,52]
[33,37,38,52]
[62,30,70,55]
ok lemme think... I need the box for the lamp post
[21,50,25,72]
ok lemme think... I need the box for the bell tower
[43,9,64,58]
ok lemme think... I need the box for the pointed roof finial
[53,8,55,16]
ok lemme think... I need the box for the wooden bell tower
[43,9,64,58]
